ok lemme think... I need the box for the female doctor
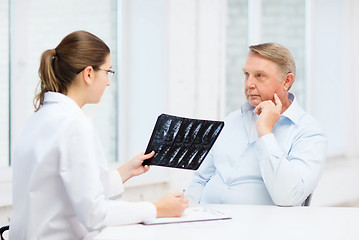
[10,30,188,240]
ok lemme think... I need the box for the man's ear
[81,66,95,85]
[283,73,294,91]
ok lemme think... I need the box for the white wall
[0,0,9,168]
[312,158,359,206]
[307,0,359,206]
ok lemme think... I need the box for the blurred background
[1,0,359,226]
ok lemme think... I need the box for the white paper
[142,207,232,225]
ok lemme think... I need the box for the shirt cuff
[108,170,124,199]
[145,202,157,221]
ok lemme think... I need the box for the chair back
[0,225,9,240]
[302,194,312,206]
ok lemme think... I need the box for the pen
[181,189,185,198]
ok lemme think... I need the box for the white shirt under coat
[10,92,156,240]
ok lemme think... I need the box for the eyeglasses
[76,67,115,81]
[98,68,115,78]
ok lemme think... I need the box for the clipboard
[143,114,224,170]
[142,207,232,225]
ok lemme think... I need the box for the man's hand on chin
[253,93,282,137]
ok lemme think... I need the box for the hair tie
[52,49,57,60]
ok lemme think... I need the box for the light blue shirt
[186,93,327,206]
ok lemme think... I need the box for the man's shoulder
[285,95,321,129]
[299,112,322,128]
[292,109,326,138]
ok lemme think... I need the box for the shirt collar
[241,101,255,113]
[240,92,303,125]
[281,92,302,125]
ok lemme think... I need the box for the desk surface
[95,204,359,240]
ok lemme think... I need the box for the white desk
[94,204,359,240]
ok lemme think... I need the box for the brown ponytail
[34,31,110,111]
[34,49,58,111]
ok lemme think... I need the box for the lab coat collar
[43,92,82,113]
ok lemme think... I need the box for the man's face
[242,53,286,107]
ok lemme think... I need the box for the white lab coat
[10,92,156,240]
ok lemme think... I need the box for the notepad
[143,114,224,170]
[142,207,232,225]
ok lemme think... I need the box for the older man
[186,43,327,206]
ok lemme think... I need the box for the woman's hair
[34,30,110,111]
[249,43,296,85]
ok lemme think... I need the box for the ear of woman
[82,66,95,85]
